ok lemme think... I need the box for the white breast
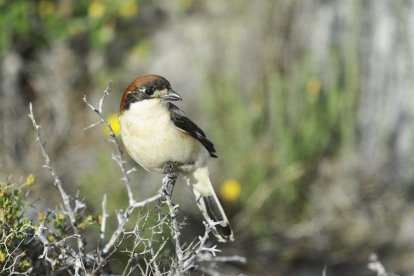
[119,99,207,172]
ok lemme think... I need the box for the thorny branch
[29,103,85,274]
[82,81,135,206]
[367,254,396,276]
[162,170,184,272]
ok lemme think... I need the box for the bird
[118,74,234,242]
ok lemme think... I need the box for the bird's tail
[184,167,234,242]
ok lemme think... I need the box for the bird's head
[119,74,182,113]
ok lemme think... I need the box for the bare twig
[34,211,52,263]
[82,82,135,205]
[162,172,184,274]
[196,254,247,264]
[29,103,85,274]
[367,253,397,276]
[101,193,163,256]
[29,104,77,230]
[100,194,108,243]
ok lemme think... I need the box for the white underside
[119,99,208,173]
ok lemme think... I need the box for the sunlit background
[1,0,414,275]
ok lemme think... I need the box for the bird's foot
[162,162,178,197]
[162,161,179,175]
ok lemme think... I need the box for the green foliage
[0,176,104,274]
[0,0,145,56]
[203,52,359,237]
[0,180,35,274]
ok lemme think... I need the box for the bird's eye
[139,87,154,96]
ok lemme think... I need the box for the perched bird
[119,74,234,242]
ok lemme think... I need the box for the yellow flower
[118,0,138,18]
[307,78,322,96]
[47,233,56,242]
[0,251,6,264]
[220,179,241,202]
[97,213,103,224]
[77,215,94,229]
[180,0,194,9]
[37,212,46,222]
[104,113,121,136]
[88,1,106,19]
[19,259,31,270]
[38,0,56,17]
[25,174,36,187]
[98,23,115,44]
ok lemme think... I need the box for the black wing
[168,103,217,158]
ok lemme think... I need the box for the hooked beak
[160,89,182,101]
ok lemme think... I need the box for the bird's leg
[161,161,183,261]
[162,161,178,197]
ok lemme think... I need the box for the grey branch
[82,82,135,205]
[29,103,85,274]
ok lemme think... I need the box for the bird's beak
[161,89,182,101]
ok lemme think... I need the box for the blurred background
[1,0,414,275]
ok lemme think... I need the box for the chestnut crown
[120,74,177,113]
